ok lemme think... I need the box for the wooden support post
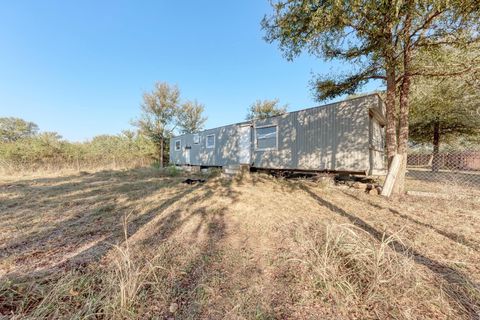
[381,154,402,197]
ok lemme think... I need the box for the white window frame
[174,140,181,151]
[206,134,215,149]
[193,134,200,144]
[255,124,278,151]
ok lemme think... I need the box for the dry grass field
[1,168,479,319]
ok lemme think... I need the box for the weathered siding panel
[169,94,385,174]
[196,128,219,166]
[170,136,187,165]
[219,125,241,166]
[334,98,371,171]
[252,95,373,172]
[170,123,248,167]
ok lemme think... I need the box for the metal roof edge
[172,92,384,138]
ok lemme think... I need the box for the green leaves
[409,44,480,146]
[133,82,208,138]
[131,81,208,164]
[263,0,479,101]
[177,100,207,134]
[311,65,385,100]
[0,130,157,169]
[0,117,39,142]
[134,82,181,142]
[246,99,288,120]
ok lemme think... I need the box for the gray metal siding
[251,95,375,172]
[170,136,187,165]
[170,94,385,174]
[170,124,247,167]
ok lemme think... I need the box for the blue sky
[0,1,382,141]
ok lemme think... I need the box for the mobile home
[170,93,386,175]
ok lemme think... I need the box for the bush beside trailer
[169,93,387,176]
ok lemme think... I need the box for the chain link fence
[406,148,480,196]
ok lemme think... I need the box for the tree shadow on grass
[129,177,240,318]
[0,168,197,279]
[61,185,205,271]
[168,207,228,318]
[1,169,230,317]
[340,190,480,252]
[301,185,480,319]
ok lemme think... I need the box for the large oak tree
[262,0,479,194]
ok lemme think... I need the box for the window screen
[175,140,181,151]
[206,134,215,148]
[256,126,277,150]
[193,134,200,144]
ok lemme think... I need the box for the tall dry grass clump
[104,214,167,318]
[291,222,457,319]
[0,214,172,319]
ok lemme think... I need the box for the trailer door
[184,147,191,165]
[238,125,251,164]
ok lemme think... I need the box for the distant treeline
[0,118,158,174]
[1,82,297,174]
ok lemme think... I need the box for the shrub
[164,165,182,177]
[0,131,157,174]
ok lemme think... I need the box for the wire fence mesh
[406,148,480,196]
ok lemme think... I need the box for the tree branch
[410,65,475,78]
[409,9,443,43]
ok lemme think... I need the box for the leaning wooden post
[381,154,403,197]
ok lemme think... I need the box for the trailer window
[193,134,200,144]
[174,140,181,151]
[256,125,277,150]
[206,134,215,148]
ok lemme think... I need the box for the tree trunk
[160,137,164,168]
[394,79,410,195]
[432,122,440,172]
[392,1,413,195]
[385,65,397,167]
[394,71,411,195]
[397,79,410,154]
[382,21,398,168]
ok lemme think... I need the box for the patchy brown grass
[0,168,479,319]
